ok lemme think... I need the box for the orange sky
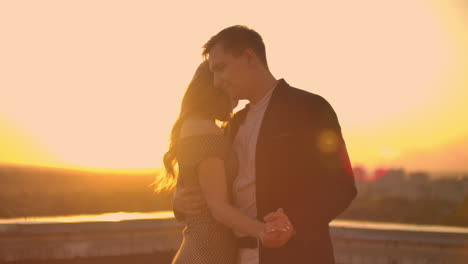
[1,1,467,173]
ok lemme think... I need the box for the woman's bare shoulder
[180,119,223,139]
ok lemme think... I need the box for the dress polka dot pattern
[172,134,239,264]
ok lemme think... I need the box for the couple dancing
[155,25,357,264]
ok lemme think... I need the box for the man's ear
[243,48,257,65]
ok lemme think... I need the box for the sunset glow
[1,1,467,173]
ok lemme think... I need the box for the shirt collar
[249,81,278,112]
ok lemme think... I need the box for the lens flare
[317,129,339,154]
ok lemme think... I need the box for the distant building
[373,169,406,197]
[432,177,467,203]
[405,171,430,200]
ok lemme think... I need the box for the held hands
[260,208,296,248]
[174,187,295,248]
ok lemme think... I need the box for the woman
[154,61,293,264]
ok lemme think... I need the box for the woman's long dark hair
[152,61,233,192]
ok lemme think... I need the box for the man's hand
[173,186,207,216]
[260,208,296,248]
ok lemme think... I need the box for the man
[173,25,357,264]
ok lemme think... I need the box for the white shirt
[232,83,277,263]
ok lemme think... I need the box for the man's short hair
[203,25,268,67]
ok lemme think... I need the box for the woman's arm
[197,156,265,239]
[181,120,291,242]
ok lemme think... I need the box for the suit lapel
[224,79,291,219]
[256,79,290,147]
[254,79,292,219]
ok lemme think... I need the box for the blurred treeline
[339,195,468,227]
[1,165,467,227]
[0,165,172,218]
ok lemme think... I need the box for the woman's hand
[259,208,296,248]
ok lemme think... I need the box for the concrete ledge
[1,218,182,262]
[1,214,468,263]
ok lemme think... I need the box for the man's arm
[172,186,206,221]
[295,96,357,228]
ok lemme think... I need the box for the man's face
[208,43,250,103]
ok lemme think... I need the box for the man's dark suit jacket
[225,79,357,264]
